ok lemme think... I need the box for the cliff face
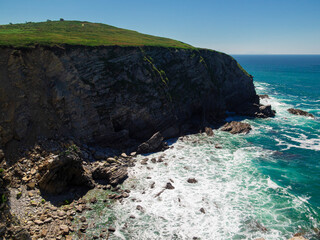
[0,46,258,151]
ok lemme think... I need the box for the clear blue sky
[1,0,319,54]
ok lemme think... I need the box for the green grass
[0,20,193,48]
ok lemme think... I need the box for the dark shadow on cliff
[39,186,92,207]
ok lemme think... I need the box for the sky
[1,0,320,54]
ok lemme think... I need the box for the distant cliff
[0,45,264,153]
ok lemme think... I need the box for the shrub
[0,194,6,204]
[59,144,80,157]
[60,18,64,21]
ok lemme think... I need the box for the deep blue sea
[81,55,320,240]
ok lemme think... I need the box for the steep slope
[0,45,260,153]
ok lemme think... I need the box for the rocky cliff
[0,45,262,154]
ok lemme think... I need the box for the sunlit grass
[0,20,193,48]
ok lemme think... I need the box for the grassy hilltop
[0,20,193,48]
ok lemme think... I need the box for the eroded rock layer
[0,45,261,152]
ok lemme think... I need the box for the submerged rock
[187,178,198,183]
[215,144,222,149]
[220,121,252,134]
[136,205,144,212]
[165,182,175,189]
[259,94,270,99]
[288,108,315,118]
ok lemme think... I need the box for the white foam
[278,133,320,151]
[105,133,315,240]
[267,177,280,189]
[75,81,320,240]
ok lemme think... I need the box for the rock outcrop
[288,108,314,118]
[237,103,275,118]
[0,45,272,153]
[137,132,168,154]
[38,151,94,194]
[220,121,252,134]
[92,164,128,187]
[204,127,214,136]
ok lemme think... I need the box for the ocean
[83,55,320,240]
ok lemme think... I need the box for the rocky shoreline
[0,121,264,239]
[1,117,316,239]
[0,138,138,239]
[1,102,315,239]
[0,44,295,239]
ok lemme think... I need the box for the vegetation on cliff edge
[0,20,193,48]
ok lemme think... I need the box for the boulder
[165,182,175,189]
[258,94,269,99]
[26,182,36,190]
[137,132,168,154]
[38,151,94,194]
[187,178,198,183]
[60,224,69,235]
[204,127,214,136]
[238,103,275,118]
[288,108,315,118]
[220,121,252,134]
[92,165,128,187]
[257,105,276,118]
[288,237,308,240]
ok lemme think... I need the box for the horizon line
[229,53,320,55]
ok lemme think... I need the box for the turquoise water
[235,55,320,210]
[81,55,320,240]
